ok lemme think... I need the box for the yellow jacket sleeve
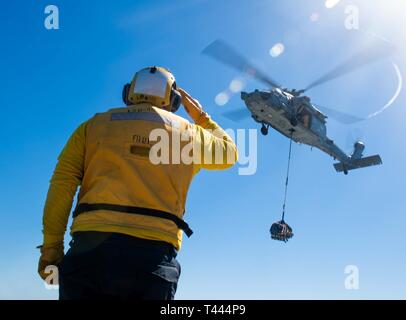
[193,115,238,171]
[42,121,88,248]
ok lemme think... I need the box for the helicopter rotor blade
[315,104,365,124]
[221,107,251,122]
[202,39,282,89]
[304,39,396,92]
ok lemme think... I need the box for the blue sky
[0,0,405,299]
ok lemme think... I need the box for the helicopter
[202,39,392,175]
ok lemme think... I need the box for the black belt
[73,203,193,237]
[70,231,177,256]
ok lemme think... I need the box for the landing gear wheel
[261,124,269,136]
[344,170,348,175]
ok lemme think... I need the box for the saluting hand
[178,88,208,124]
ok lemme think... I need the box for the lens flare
[215,92,229,106]
[229,78,244,93]
[310,12,319,22]
[325,0,341,9]
[269,43,285,57]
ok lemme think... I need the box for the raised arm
[178,88,238,171]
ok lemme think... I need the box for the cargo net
[270,220,293,242]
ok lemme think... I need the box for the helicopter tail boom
[334,155,382,174]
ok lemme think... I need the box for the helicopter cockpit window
[310,116,326,136]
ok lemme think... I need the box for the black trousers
[58,232,180,300]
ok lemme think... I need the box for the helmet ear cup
[122,83,131,106]
[170,88,182,113]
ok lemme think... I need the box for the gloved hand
[37,243,64,281]
[178,88,210,125]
